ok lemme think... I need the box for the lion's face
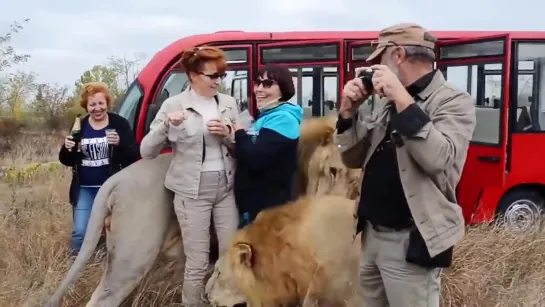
[205,254,247,307]
[308,143,361,200]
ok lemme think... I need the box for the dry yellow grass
[1,134,545,307]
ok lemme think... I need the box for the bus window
[445,66,469,93]
[351,44,374,62]
[224,70,249,112]
[158,71,190,105]
[289,66,339,118]
[116,80,144,131]
[290,68,313,118]
[223,49,248,64]
[144,68,250,135]
[443,61,503,144]
[439,40,504,60]
[142,71,189,135]
[483,63,502,109]
[257,40,341,117]
[514,42,545,132]
[323,74,338,117]
[261,43,339,64]
[346,41,373,79]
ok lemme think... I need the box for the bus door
[142,44,253,141]
[257,40,343,117]
[435,34,512,222]
[346,40,377,114]
[346,40,374,79]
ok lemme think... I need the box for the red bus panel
[436,33,512,222]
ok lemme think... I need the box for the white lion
[44,115,361,307]
[45,153,182,307]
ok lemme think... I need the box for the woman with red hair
[140,46,239,307]
[58,81,140,258]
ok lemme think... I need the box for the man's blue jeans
[71,186,99,256]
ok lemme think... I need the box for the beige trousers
[360,222,442,307]
[173,170,239,307]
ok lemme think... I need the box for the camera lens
[357,69,375,93]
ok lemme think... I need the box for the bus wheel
[495,188,545,231]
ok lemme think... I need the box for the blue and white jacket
[234,102,303,227]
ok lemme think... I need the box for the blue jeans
[71,186,100,256]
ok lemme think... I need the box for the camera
[357,68,376,92]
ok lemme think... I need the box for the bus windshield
[115,79,144,131]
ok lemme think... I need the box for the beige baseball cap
[366,23,437,63]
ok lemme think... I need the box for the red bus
[114,30,545,230]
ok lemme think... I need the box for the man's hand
[370,64,414,111]
[340,77,370,119]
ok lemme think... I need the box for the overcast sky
[2,0,544,88]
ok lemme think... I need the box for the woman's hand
[64,135,75,151]
[106,130,120,146]
[167,110,188,127]
[207,119,231,137]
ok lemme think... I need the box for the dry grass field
[1,133,545,307]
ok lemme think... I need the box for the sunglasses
[199,72,227,80]
[254,79,276,88]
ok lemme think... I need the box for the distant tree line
[0,18,147,134]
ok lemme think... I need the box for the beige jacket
[140,88,240,199]
[334,71,476,257]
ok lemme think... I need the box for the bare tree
[33,83,72,129]
[0,18,30,72]
[34,83,70,117]
[0,18,31,118]
[107,53,146,90]
[0,71,37,118]
[73,65,123,101]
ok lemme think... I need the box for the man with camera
[334,23,476,307]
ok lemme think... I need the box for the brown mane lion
[45,114,361,307]
[296,115,361,199]
[206,196,362,307]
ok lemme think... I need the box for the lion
[296,115,361,200]
[45,153,182,307]
[206,195,362,307]
[45,115,361,307]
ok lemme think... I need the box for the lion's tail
[44,175,117,307]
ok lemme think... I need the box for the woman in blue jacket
[230,65,303,227]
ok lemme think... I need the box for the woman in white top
[139,46,239,307]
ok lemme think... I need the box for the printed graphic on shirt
[81,136,110,167]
